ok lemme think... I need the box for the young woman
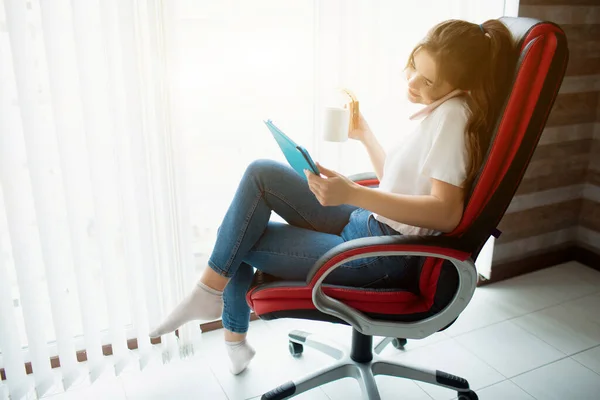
[149,19,515,375]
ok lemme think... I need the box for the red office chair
[246,17,569,400]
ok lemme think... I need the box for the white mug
[322,106,350,142]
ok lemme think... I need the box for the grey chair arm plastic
[305,235,477,339]
[348,172,378,182]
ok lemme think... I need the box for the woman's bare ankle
[224,329,247,342]
[200,266,229,292]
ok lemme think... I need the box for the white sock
[149,282,223,338]
[225,339,256,375]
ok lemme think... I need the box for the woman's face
[405,49,456,105]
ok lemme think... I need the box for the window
[168,0,511,270]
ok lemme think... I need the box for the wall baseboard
[478,245,600,286]
[572,246,600,271]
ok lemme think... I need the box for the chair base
[261,329,478,400]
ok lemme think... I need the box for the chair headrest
[501,17,553,49]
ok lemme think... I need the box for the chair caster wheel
[392,338,407,349]
[289,341,303,357]
[457,390,478,400]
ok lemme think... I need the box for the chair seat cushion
[246,259,459,325]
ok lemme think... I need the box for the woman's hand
[305,163,359,206]
[348,112,373,143]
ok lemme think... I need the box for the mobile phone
[296,146,320,175]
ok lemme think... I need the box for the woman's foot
[226,339,256,375]
[149,281,223,338]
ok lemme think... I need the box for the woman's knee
[246,159,278,176]
[244,159,284,187]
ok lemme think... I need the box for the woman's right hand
[348,112,373,143]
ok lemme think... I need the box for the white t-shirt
[373,96,469,236]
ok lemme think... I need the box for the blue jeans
[208,159,417,333]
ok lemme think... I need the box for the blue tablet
[264,120,320,179]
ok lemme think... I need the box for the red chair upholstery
[246,17,569,400]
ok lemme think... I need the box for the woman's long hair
[407,20,516,193]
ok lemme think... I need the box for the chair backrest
[417,18,568,301]
[450,17,569,259]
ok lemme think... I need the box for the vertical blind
[0,0,195,398]
[0,0,516,398]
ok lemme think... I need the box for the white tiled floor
[37,261,600,400]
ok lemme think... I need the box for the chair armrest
[305,235,477,339]
[348,172,378,183]
[348,172,379,187]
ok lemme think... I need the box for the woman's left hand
[305,162,358,206]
